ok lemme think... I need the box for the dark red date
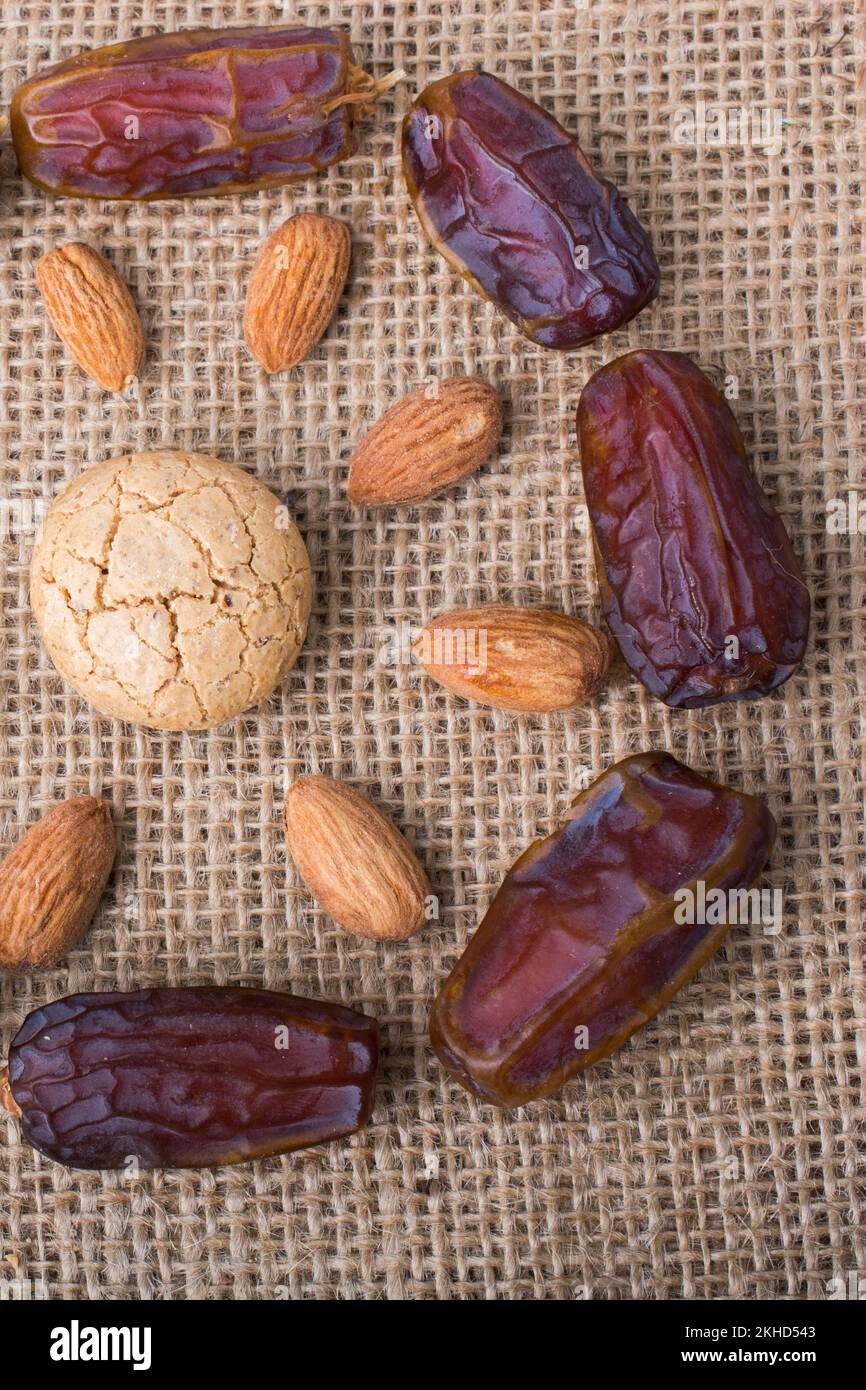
[11,27,374,199]
[4,987,379,1169]
[431,752,775,1108]
[578,350,810,706]
[402,70,659,349]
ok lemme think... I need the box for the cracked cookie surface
[31,451,312,730]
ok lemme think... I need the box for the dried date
[578,350,810,706]
[11,26,390,200]
[402,70,659,349]
[3,987,379,1169]
[431,752,776,1108]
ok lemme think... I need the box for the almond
[0,798,116,971]
[35,242,144,393]
[284,777,431,942]
[347,376,504,506]
[244,213,351,373]
[414,604,612,713]
[0,1069,18,1118]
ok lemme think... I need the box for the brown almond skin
[244,213,351,373]
[347,376,504,506]
[284,777,431,941]
[1,1068,19,1118]
[0,798,116,971]
[35,242,144,392]
[414,605,612,713]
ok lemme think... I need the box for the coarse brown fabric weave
[0,0,863,1301]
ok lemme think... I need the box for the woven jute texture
[0,0,864,1301]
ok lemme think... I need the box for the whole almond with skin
[35,242,144,393]
[414,605,612,713]
[347,377,504,506]
[284,777,431,942]
[0,798,116,971]
[244,213,351,373]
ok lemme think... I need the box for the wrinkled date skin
[578,351,811,706]
[11,27,362,199]
[6,987,379,1169]
[431,752,775,1108]
[402,71,660,349]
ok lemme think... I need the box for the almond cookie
[31,451,312,731]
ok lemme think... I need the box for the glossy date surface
[431,752,775,1108]
[7,987,379,1169]
[578,350,810,707]
[402,70,659,349]
[11,27,357,199]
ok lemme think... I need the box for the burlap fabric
[0,0,863,1301]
